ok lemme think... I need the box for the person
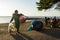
[45,17,48,26]
[10,10,20,33]
[53,17,57,28]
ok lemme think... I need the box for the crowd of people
[45,17,60,28]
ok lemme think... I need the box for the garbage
[27,25,33,31]
[31,19,37,25]
[31,20,43,31]
[27,19,43,31]
[33,21,43,31]
[19,16,26,23]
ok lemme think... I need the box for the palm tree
[36,0,60,11]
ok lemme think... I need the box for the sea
[0,16,12,23]
[0,16,60,23]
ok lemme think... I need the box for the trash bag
[33,21,43,31]
[19,16,26,23]
[27,25,33,31]
[31,19,37,25]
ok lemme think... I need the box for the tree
[36,0,60,11]
[55,2,60,9]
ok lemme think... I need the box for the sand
[0,22,60,40]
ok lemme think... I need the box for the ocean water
[0,16,32,23]
[0,16,60,23]
[0,16,12,23]
[0,16,31,23]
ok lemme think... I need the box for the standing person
[45,17,48,26]
[53,17,57,28]
[10,10,20,33]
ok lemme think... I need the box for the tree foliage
[36,0,60,10]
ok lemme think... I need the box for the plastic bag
[27,25,33,31]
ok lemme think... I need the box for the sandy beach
[0,22,60,40]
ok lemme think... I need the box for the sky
[0,0,60,16]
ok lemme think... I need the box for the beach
[0,22,60,40]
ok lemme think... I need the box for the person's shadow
[10,32,33,40]
[40,28,60,39]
